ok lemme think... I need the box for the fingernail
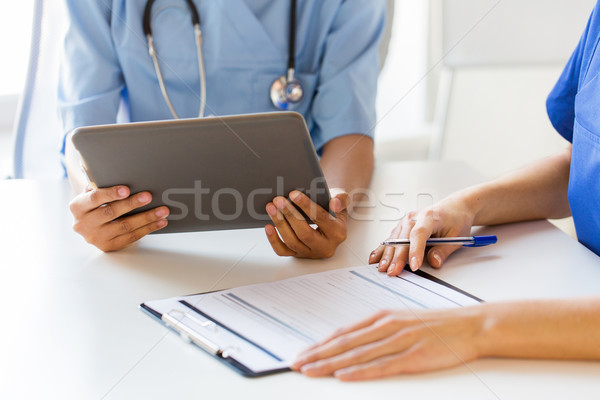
[332,198,342,211]
[290,191,301,202]
[274,197,286,210]
[157,219,168,228]
[139,193,151,203]
[265,225,274,235]
[334,369,347,378]
[432,251,442,267]
[410,256,419,271]
[379,259,388,269]
[387,263,396,275]
[301,364,316,374]
[266,204,277,216]
[118,187,128,197]
[369,251,377,259]
[155,207,168,217]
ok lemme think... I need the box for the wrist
[472,304,499,359]
[451,184,488,226]
[474,302,517,359]
[438,188,479,229]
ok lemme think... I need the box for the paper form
[170,265,480,371]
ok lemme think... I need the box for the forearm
[455,145,572,226]
[478,298,600,360]
[320,134,374,195]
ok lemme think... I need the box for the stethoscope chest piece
[270,70,304,110]
[270,0,304,110]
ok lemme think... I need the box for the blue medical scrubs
[59,0,385,153]
[547,1,600,256]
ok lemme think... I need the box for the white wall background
[0,1,33,124]
[376,0,429,143]
[376,0,595,179]
[433,0,595,179]
[0,2,32,97]
[0,2,33,177]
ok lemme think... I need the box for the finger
[264,225,296,257]
[266,202,311,254]
[294,313,402,370]
[70,185,130,216]
[388,217,417,276]
[407,215,436,271]
[289,191,336,232]
[378,225,402,272]
[274,197,320,249]
[426,245,462,268]
[102,219,168,252]
[334,340,465,381]
[86,191,153,226]
[299,326,416,377]
[287,191,349,250]
[293,311,390,369]
[369,244,386,265]
[329,192,350,225]
[103,207,169,239]
[379,246,396,273]
[301,344,391,377]
[333,353,411,382]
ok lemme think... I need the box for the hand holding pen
[369,196,496,276]
[381,236,497,247]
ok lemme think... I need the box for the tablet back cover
[71,112,330,233]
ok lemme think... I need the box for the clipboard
[140,298,289,378]
[140,265,483,378]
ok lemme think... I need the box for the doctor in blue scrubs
[62,0,385,256]
[293,2,600,381]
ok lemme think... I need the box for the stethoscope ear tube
[145,0,303,117]
[142,0,154,37]
[143,0,200,37]
[288,0,297,72]
[144,0,205,119]
[270,0,304,110]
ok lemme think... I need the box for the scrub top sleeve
[59,0,125,152]
[310,0,386,151]
[546,7,595,142]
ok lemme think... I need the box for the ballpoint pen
[381,235,498,248]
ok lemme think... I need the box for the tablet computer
[71,112,331,234]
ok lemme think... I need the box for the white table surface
[1,161,599,400]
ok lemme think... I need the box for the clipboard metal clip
[162,310,224,357]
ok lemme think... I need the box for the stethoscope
[143,0,304,119]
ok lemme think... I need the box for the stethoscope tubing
[144,0,302,118]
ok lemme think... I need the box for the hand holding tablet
[69,185,170,252]
[70,112,332,252]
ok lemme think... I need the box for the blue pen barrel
[464,235,498,247]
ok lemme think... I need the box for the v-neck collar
[214,0,286,63]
